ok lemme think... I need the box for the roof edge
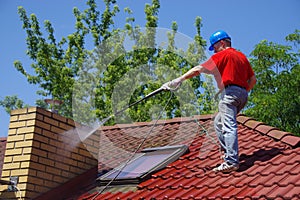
[237,114,300,148]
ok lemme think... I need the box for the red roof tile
[68,114,300,199]
[267,130,292,140]
[281,135,300,147]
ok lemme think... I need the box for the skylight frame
[97,144,189,185]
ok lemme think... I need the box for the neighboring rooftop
[65,114,300,199]
[0,137,7,175]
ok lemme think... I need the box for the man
[163,30,256,173]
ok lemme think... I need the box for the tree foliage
[74,1,213,125]
[1,0,299,135]
[0,96,28,114]
[12,0,119,118]
[246,29,300,135]
[4,0,215,126]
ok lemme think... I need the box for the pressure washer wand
[91,87,167,132]
[113,86,166,116]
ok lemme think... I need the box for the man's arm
[247,75,257,92]
[178,65,207,81]
[162,65,209,90]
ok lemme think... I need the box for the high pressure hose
[90,89,174,200]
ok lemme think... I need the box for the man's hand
[162,77,183,91]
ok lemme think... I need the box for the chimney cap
[44,99,63,106]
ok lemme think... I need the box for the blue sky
[0,0,299,137]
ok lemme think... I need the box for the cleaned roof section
[73,114,300,199]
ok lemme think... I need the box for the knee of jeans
[213,116,219,127]
[214,117,222,134]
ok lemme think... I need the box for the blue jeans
[214,85,248,165]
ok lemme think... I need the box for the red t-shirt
[202,48,254,90]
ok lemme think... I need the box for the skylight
[98,144,189,185]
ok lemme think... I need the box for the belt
[225,84,246,90]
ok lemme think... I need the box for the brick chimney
[0,107,99,199]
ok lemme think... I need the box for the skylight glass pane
[105,149,176,179]
[98,145,188,185]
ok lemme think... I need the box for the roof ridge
[100,114,214,131]
[98,114,299,148]
[237,114,300,148]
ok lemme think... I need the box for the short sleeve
[201,57,217,71]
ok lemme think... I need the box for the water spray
[79,86,168,142]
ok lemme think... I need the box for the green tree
[246,29,300,135]
[3,0,216,126]
[9,0,119,118]
[87,4,211,125]
[0,96,29,114]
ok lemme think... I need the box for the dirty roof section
[64,115,300,199]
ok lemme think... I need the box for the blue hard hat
[208,30,231,51]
